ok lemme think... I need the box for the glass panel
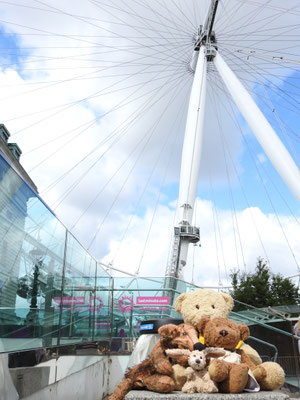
[110,277,193,342]
[58,233,96,345]
[0,154,66,351]
[94,263,111,353]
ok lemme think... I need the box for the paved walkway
[126,390,289,400]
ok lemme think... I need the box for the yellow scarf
[199,334,243,350]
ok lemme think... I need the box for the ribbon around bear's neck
[198,334,243,350]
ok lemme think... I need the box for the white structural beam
[177,46,207,225]
[167,45,207,276]
[214,51,300,203]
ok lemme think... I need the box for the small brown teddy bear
[109,323,198,400]
[174,288,285,390]
[166,347,226,393]
[197,317,285,393]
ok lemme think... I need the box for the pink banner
[136,296,169,305]
[54,296,85,306]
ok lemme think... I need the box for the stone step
[125,390,289,400]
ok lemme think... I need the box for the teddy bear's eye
[196,305,200,309]
[211,305,215,309]
[182,331,187,336]
[193,354,196,357]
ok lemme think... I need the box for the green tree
[230,258,299,311]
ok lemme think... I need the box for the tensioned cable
[211,70,299,269]
[134,80,188,275]
[41,60,188,196]
[21,66,182,153]
[228,101,300,271]
[0,0,191,37]
[32,0,192,61]
[28,62,185,175]
[209,81,247,272]
[220,49,300,151]
[48,67,188,210]
[208,71,272,265]
[3,40,190,106]
[110,83,190,268]
[87,70,188,253]
[233,0,300,17]
[208,172,223,284]
[220,48,300,114]
[260,83,300,165]
[208,167,229,286]
[219,1,300,38]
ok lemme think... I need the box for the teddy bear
[166,347,225,393]
[198,316,285,392]
[109,323,199,400]
[174,288,285,391]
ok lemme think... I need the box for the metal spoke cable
[38,60,188,193]
[134,81,188,275]
[87,74,187,254]
[212,72,299,268]
[28,63,184,174]
[21,66,183,152]
[208,167,229,285]
[210,83,247,272]
[110,84,190,267]
[209,72,272,264]
[48,67,188,209]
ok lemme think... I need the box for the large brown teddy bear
[174,288,285,391]
[198,317,251,393]
[198,316,286,392]
[109,323,198,400]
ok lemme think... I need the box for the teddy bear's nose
[219,329,228,337]
[196,359,200,364]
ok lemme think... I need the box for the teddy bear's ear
[196,317,210,334]
[174,293,186,314]
[158,324,178,338]
[239,324,250,341]
[221,293,234,312]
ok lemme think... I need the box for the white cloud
[257,153,267,164]
[0,0,299,283]
[100,198,300,287]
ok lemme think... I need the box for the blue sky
[0,0,299,284]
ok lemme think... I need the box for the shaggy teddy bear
[109,323,199,400]
[166,347,225,393]
[175,288,260,364]
[174,288,285,390]
[198,316,285,393]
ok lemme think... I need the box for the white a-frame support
[166,46,206,277]
[177,46,207,225]
[214,51,300,203]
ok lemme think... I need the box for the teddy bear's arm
[238,349,261,371]
[149,339,173,375]
[240,343,262,365]
[109,378,133,400]
[175,354,189,367]
[185,366,195,379]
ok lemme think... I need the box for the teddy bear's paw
[199,382,218,393]
[172,364,187,390]
[227,364,249,393]
[253,365,267,381]
[155,360,173,375]
[208,359,229,382]
[258,362,285,391]
[182,382,196,393]
[109,395,122,400]
[144,375,175,393]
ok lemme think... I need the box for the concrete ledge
[10,366,50,398]
[125,390,289,400]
